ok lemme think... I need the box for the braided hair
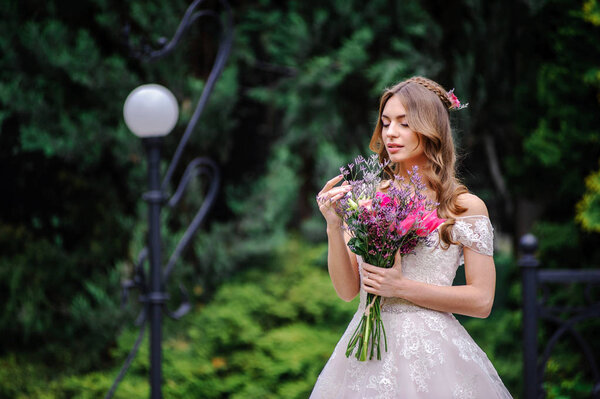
[404,76,454,108]
[369,76,468,247]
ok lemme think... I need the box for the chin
[387,153,406,163]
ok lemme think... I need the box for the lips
[387,143,404,153]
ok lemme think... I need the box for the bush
[0,237,357,398]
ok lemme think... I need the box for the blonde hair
[369,76,468,246]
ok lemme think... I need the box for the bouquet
[337,155,446,361]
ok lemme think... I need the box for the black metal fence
[519,234,600,399]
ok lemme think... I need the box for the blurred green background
[1,0,600,398]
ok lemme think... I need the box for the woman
[311,77,512,398]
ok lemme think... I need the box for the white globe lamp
[123,84,179,137]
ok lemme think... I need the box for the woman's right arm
[326,224,360,301]
[317,175,360,302]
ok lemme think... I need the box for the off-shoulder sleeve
[452,215,494,257]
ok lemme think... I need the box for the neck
[394,158,436,201]
[397,157,429,180]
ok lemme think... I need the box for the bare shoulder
[455,193,489,217]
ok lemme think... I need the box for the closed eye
[382,123,409,128]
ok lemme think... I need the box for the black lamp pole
[143,137,166,399]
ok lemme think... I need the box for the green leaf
[348,237,367,256]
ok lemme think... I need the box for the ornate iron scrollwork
[106,1,232,398]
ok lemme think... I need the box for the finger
[363,284,377,295]
[318,176,343,197]
[319,191,345,206]
[327,186,352,196]
[322,174,344,190]
[324,190,344,201]
[317,188,340,202]
[330,192,347,203]
[362,263,374,273]
[362,263,383,274]
[364,278,379,288]
[335,184,353,193]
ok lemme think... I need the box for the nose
[385,121,400,137]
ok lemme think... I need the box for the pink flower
[388,221,396,233]
[449,93,459,105]
[376,192,391,207]
[447,89,463,109]
[397,213,417,235]
[415,210,446,237]
[358,199,373,210]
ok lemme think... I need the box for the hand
[361,251,404,298]
[316,174,352,226]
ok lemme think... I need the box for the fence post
[519,233,540,399]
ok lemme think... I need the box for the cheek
[413,136,422,149]
[404,131,419,147]
[413,133,423,148]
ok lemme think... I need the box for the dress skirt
[309,303,512,399]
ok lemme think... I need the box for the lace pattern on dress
[452,215,494,264]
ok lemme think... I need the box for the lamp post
[123,84,179,399]
[105,2,232,398]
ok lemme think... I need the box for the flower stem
[358,304,371,360]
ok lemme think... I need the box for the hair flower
[447,88,468,110]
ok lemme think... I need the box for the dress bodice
[357,215,494,314]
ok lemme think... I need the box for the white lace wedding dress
[310,215,513,398]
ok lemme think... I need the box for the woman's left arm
[361,193,496,318]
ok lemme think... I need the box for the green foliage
[0,0,244,371]
[1,0,600,397]
[532,220,581,268]
[0,238,358,398]
[583,0,600,25]
[0,238,528,398]
[543,353,597,399]
[511,0,600,200]
[0,201,134,370]
[242,0,438,154]
[576,164,600,231]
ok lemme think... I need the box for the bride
[311,77,513,398]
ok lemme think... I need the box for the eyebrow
[381,114,406,119]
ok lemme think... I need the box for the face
[380,95,426,167]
